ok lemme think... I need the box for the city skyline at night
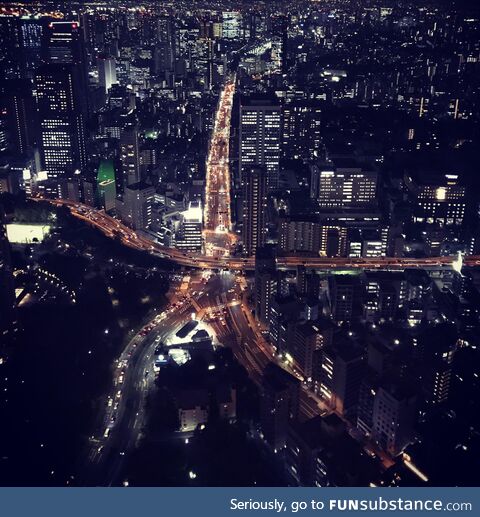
[0,0,479,488]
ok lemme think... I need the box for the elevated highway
[36,198,479,272]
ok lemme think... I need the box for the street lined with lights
[204,76,237,257]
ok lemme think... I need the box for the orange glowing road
[34,198,480,273]
[204,76,236,257]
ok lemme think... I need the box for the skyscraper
[34,64,87,180]
[260,363,300,452]
[97,55,117,94]
[43,21,87,68]
[119,181,155,231]
[119,124,141,190]
[19,17,43,78]
[176,201,203,253]
[239,96,281,189]
[0,79,33,156]
[242,166,267,257]
[43,21,89,113]
[34,20,88,181]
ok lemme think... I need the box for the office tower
[43,21,89,112]
[34,64,87,180]
[97,55,117,93]
[260,363,301,452]
[282,101,322,160]
[0,79,33,156]
[317,340,365,417]
[239,96,281,189]
[176,201,203,253]
[119,181,155,231]
[310,162,377,209]
[34,21,88,182]
[43,21,87,67]
[0,207,15,337]
[242,166,267,256]
[119,124,141,190]
[19,18,43,78]
[404,172,466,227]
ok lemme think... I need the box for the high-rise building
[119,124,141,190]
[372,384,416,456]
[268,296,300,354]
[242,166,267,256]
[317,339,365,417]
[43,21,89,112]
[0,79,33,156]
[357,379,416,457]
[260,363,301,452]
[43,21,87,67]
[176,201,203,253]
[97,55,117,94]
[417,324,457,407]
[289,322,325,380]
[34,64,87,180]
[255,246,278,325]
[239,96,281,189]
[34,21,88,183]
[119,181,155,230]
[19,17,43,78]
[154,43,174,75]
